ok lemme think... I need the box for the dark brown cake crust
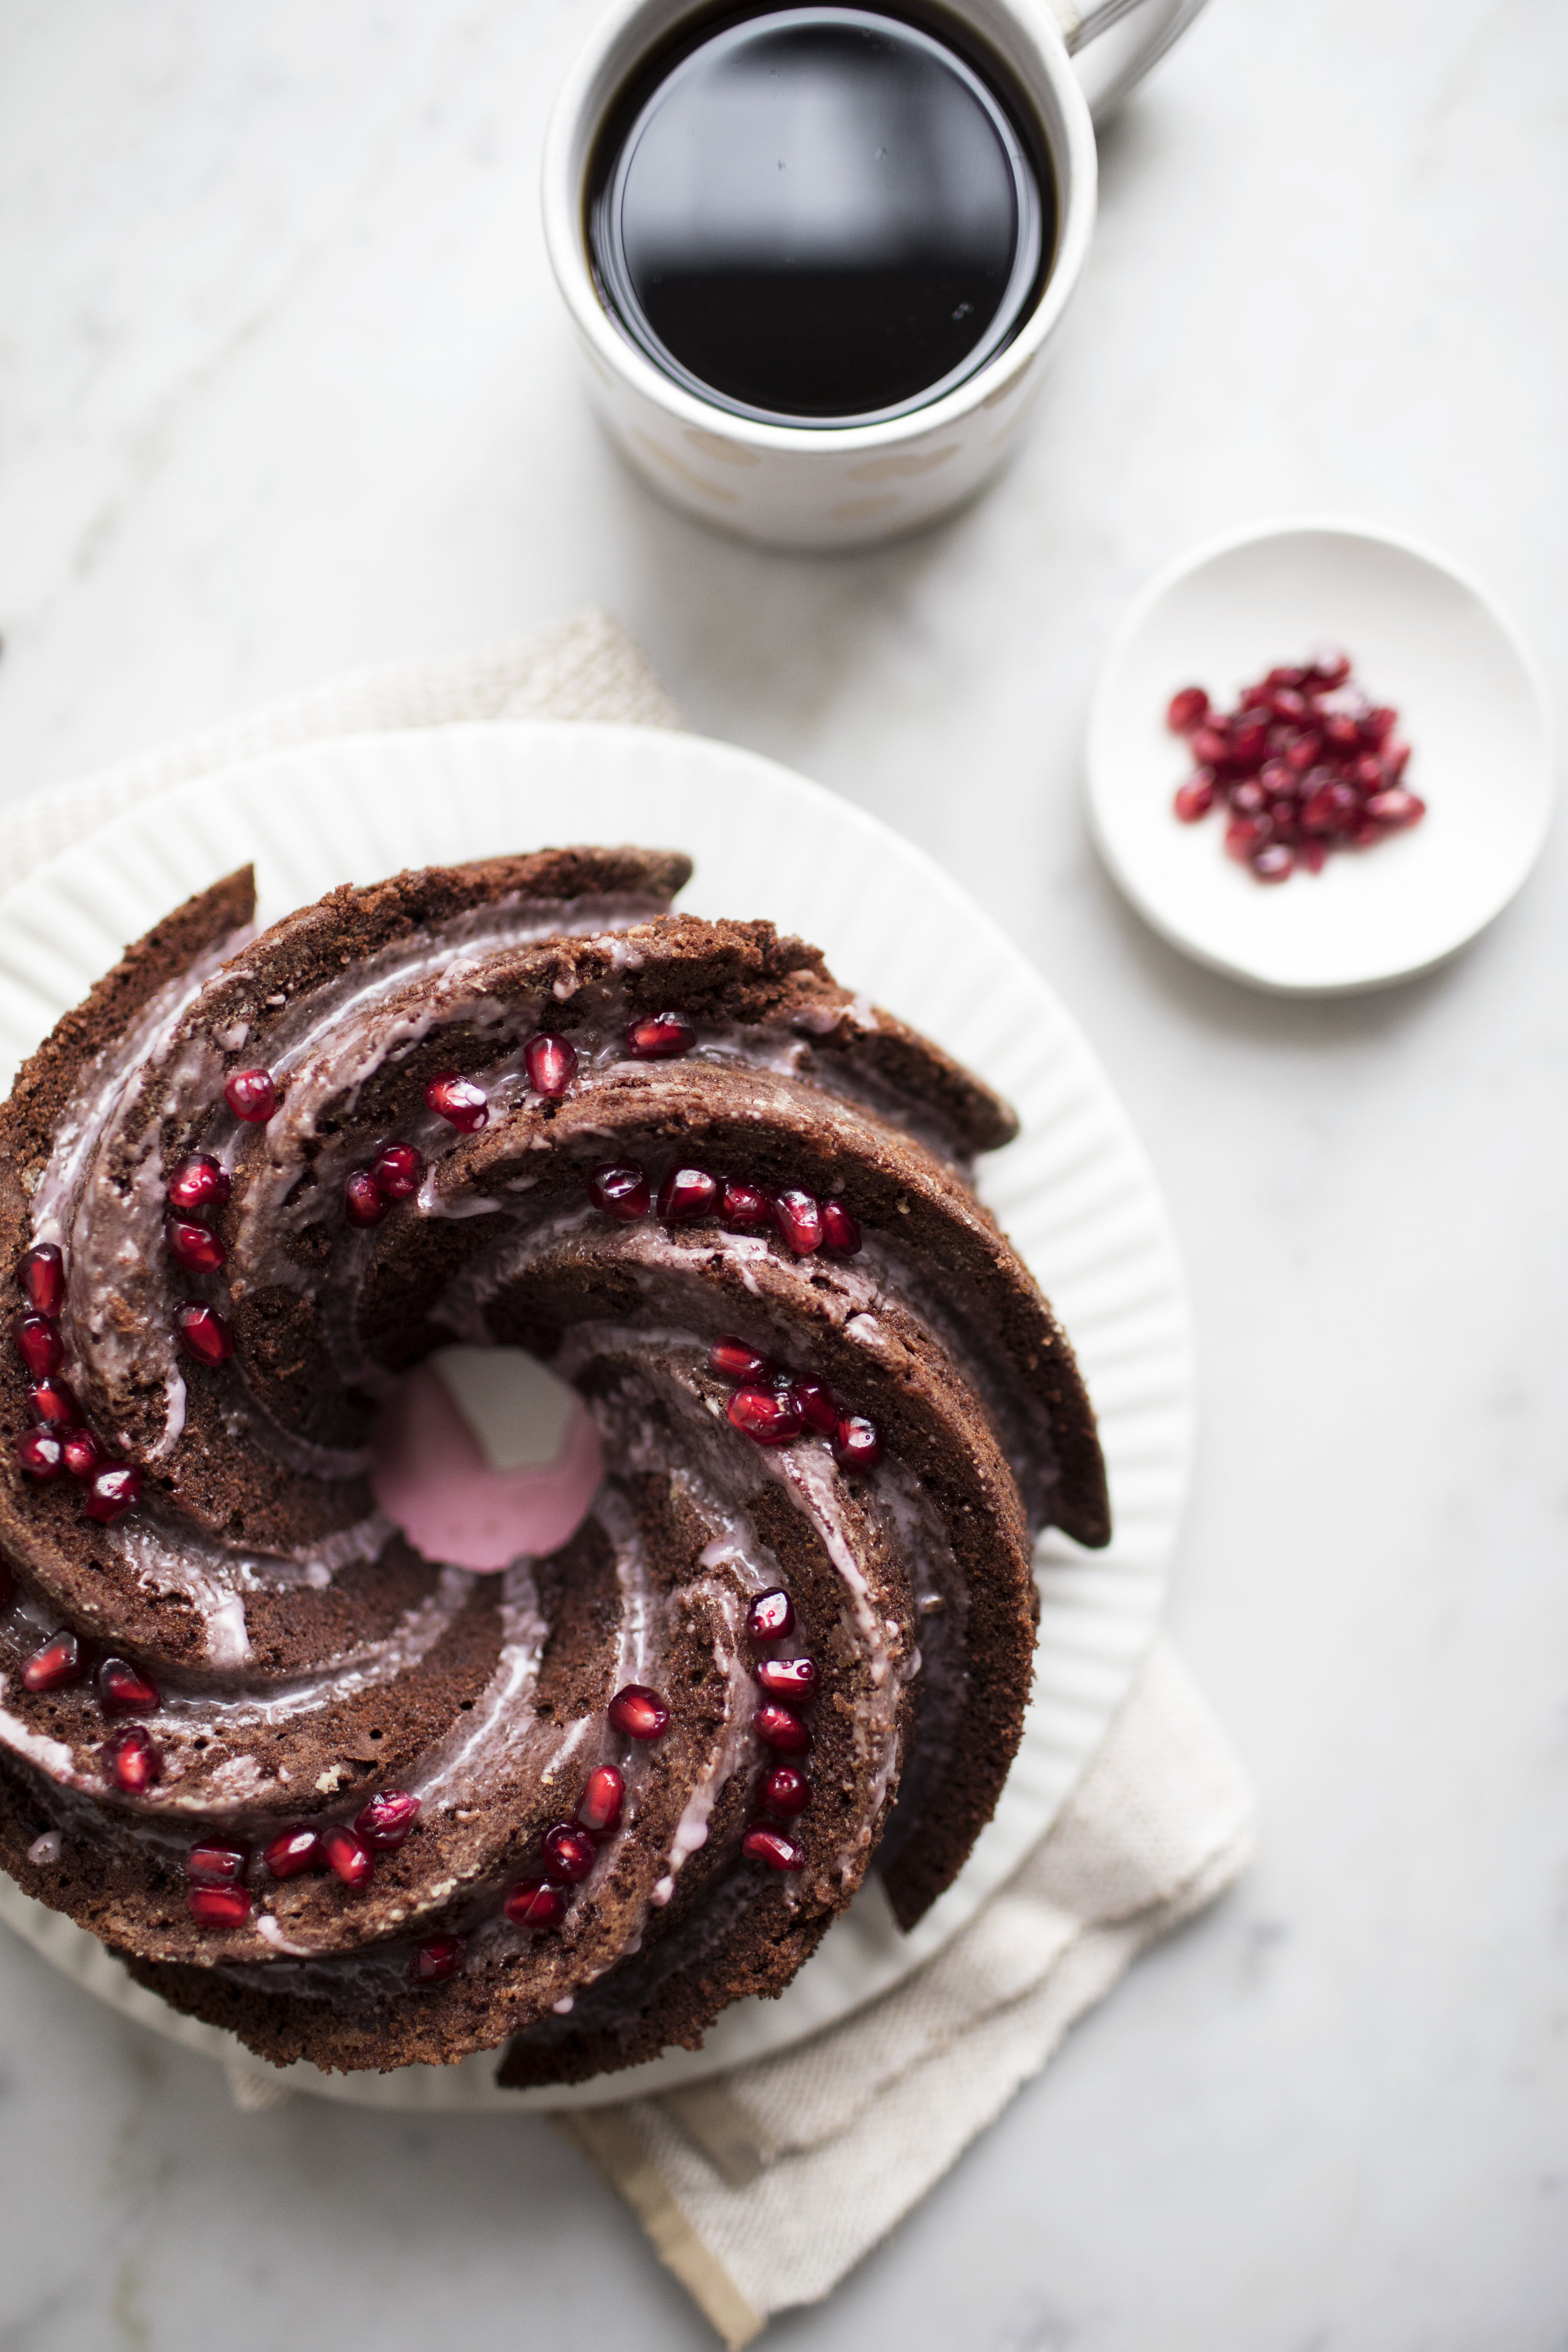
[0,844,1108,2084]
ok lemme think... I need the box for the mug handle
[1046,0,1212,116]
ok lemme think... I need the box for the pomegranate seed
[756,1656,817,1702]
[747,1589,795,1643]
[167,1155,230,1214]
[743,1825,805,1872]
[1230,780,1266,818]
[176,1302,233,1367]
[1384,739,1412,779]
[17,1244,65,1316]
[187,1840,248,1883]
[721,1180,771,1229]
[29,1377,81,1429]
[1189,726,1229,768]
[625,1011,695,1059]
[1264,665,1305,691]
[1225,818,1268,863]
[354,1789,421,1849]
[1309,648,1351,687]
[13,1315,63,1378]
[1323,714,1361,750]
[1165,686,1209,734]
[793,1378,839,1436]
[1300,839,1327,874]
[760,1765,812,1817]
[1285,733,1321,771]
[588,1163,650,1221]
[1269,801,1300,837]
[1252,844,1295,884]
[542,1823,596,1884]
[1269,687,1308,723]
[15,1428,63,1480]
[658,1166,720,1223]
[771,1189,823,1254]
[1259,759,1296,797]
[83,1463,141,1523]
[728,1385,803,1446]
[1230,712,1270,764]
[834,1414,884,1473]
[1173,775,1215,823]
[524,1034,578,1097]
[22,1631,83,1692]
[263,1825,323,1879]
[575,1764,625,1835]
[755,1702,810,1753]
[371,1142,423,1199]
[225,1069,278,1123]
[608,1685,670,1741]
[344,1171,387,1228]
[424,1073,488,1132]
[1362,706,1397,746]
[166,1216,226,1273]
[189,1883,252,1929]
[820,1199,861,1254]
[61,1421,103,1477]
[105,1726,161,1794]
[1303,782,1359,835]
[504,1879,566,1927]
[1352,754,1385,791]
[410,1934,465,1984]
[321,1825,375,1887]
[98,1656,161,1717]
[708,1337,771,1384]
[1367,788,1425,828]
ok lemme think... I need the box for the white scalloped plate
[0,723,1191,2110]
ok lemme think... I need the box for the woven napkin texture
[0,612,1256,2344]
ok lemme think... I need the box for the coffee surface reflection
[590,6,1052,426]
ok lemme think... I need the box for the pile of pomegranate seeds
[585,1160,863,1261]
[1168,651,1423,884]
[742,1585,815,1868]
[706,1334,883,1474]
[10,1241,140,1522]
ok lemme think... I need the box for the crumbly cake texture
[0,847,1108,2083]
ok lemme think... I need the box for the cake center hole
[369,1346,601,1572]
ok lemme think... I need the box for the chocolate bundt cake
[0,846,1108,2084]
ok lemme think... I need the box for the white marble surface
[1,0,1565,2344]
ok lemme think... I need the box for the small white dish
[1087,518,1554,994]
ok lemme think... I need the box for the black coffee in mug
[588,4,1054,428]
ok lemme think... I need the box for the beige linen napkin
[0,613,1256,2344]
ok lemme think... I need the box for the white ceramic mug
[541,0,1208,551]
